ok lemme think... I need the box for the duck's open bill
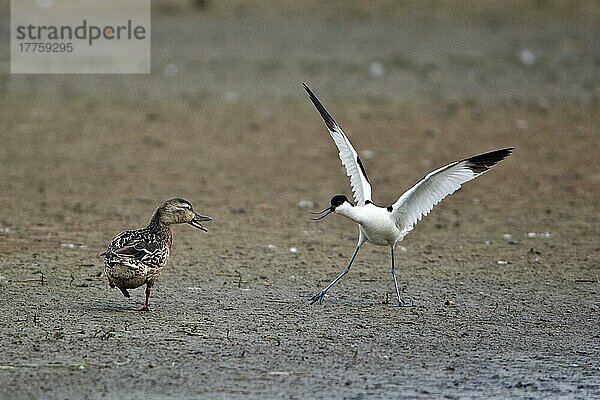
[189,213,212,231]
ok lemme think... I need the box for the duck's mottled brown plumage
[102,198,211,311]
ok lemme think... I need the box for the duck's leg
[390,247,413,307]
[310,244,362,304]
[136,285,151,311]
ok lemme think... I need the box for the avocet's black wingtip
[303,83,338,132]
[465,147,514,173]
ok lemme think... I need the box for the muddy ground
[1,5,599,399]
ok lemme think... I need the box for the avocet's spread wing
[303,84,372,206]
[391,148,514,233]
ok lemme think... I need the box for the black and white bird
[101,198,212,311]
[303,84,514,307]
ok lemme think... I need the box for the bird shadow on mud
[81,301,142,313]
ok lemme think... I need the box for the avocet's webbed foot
[136,304,150,312]
[395,298,415,308]
[309,290,327,305]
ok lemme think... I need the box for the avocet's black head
[330,194,349,208]
[310,194,352,220]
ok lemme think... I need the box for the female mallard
[101,198,212,311]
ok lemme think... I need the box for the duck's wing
[303,84,372,206]
[390,148,514,234]
[104,230,161,263]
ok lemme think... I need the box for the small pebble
[289,247,298,254]
[519,49,536,66]
[303,229,323,235]
[516,119,528,130]
[61,243,86,249]
[369,62,385,77]
[360,150,375,160]
[225,91,240,104]
[496,260,509,265]
[527,232,552,238]
[265,244,276,253]
[297,199,315,209]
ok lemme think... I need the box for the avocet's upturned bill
[303,83,514,307]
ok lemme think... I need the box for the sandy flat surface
[0,9,599,399]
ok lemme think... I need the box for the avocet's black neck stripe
[303,83,337,132]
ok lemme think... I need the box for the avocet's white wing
[303,84,372,206]
[391,148,514,234]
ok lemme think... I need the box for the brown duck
[101,198,212,311]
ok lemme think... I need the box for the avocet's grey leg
[310,244,362,305]
[391,247,413,307]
